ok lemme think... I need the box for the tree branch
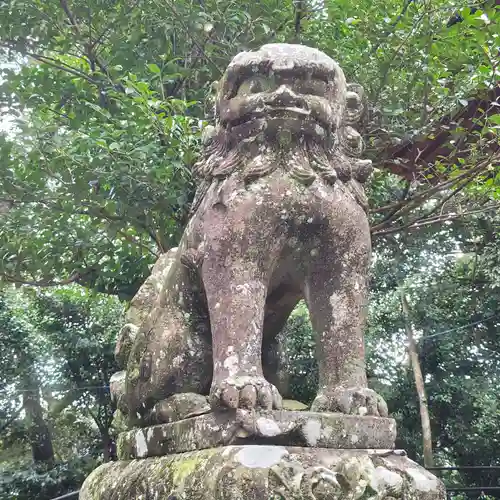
[294,1,305,40]
[91,207,164,254]
[1,268,96,288]
[0,42,97,84]
[115,229,159,258]
[371,0,415,54]
[59,0,124,91]
[372,203,500,237]
[162,0,222,76]
[370,155,495,231]
[375,180,412,226]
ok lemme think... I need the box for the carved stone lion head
[192,44,372,213]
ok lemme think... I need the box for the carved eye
[236,76,272,96]
[294,80,327,97]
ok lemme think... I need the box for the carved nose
[273,85,300,106]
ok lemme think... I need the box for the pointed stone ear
[344,83,366,126]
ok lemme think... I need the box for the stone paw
[311,387,388,417]
[210,375,283,410]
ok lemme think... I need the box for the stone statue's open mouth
[269,106,311,116]
[227,105,328,131]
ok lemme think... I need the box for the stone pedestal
[81,445,445,500]
[81,410,445,499]
[116,409,397,459]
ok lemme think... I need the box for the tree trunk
[400,291,435,468]
[101,428,113,462]
[22,372,54,464]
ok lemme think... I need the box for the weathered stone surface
[150,393,211,425]
[108,42,388,428]
[80,446,445,500]
[114,249,178,368]
[109,370,126,404]
[282,399,309,411]
[117,410,397,459]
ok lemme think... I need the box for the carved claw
[209,375,283,410]
[311,387,388,417]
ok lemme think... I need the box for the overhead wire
[420,314,498,341]
[6,385,110,393]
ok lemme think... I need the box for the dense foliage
[0,287,123,499]
[0,0,498,294]
[0,0,498,498]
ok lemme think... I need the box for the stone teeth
[271,106,310,116]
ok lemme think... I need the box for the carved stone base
[117,410,397,459]
[80,446,445,500]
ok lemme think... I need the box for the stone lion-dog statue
[110,43,388,427]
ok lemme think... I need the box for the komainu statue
[84,43,446,500]
[112,43,388,427]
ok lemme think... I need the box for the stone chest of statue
[81,43,445,500]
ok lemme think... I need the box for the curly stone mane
[189,44,373,216]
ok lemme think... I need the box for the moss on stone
[81,443,444,500]
[171,450,215,485]
[116,432,129,460]
[281,399,308,411]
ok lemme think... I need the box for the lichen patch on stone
[235,445,288,468]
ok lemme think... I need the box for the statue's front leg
[305,223,388,417]
[201,247,282,411]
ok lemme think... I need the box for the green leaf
[147,63,161,74]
